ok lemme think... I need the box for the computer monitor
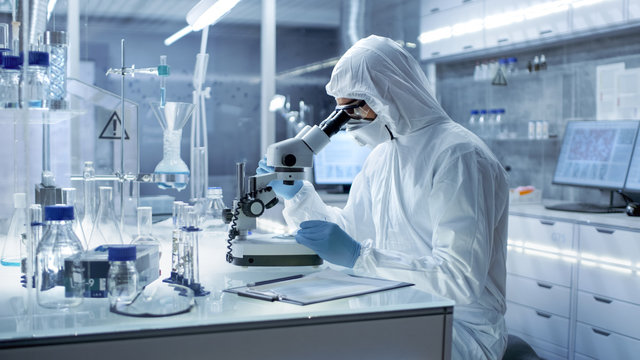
[547,120,639,213]
[313,131,371,190]
[624,131,640,192]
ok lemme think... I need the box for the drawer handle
[430,7,440,13]
[540,29,553,35]
[539,220,555,226]
[537,282,553,289]
[497,38,509,43]
[535,311,552,319]
[593,296,612,304]
[463,45,473,50]
[592,328,611,337]
[595,228,615,234]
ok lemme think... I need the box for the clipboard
[223,269,413,305]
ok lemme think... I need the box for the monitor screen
[313,131,371,185]
[624,132,640,192]
[552,120,639,190]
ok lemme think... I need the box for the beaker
[87,186,123,249]
[150,101,195,191]
[1,193,27,267]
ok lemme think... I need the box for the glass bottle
[23,51,50,108]
[204,187,226,232]
[0,55,21,108]
[81,161,97,247]
[1,193,27,267]
[108,245,139,307]
[131,206,161,252]
[477,110,487,137]
[87,186,123,250]
[36,205,84,309]
[62,188,86,249]
[45,31,68,109]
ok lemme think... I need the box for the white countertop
[0,220,453,344]
[510,202,640,231]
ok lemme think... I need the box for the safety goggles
[335,99,372,120]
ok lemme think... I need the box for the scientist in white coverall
[258,35,509,359]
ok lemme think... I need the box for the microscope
[224,107,353,266]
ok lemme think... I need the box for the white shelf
[0,108,85,125]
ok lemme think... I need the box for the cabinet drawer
[509,216,573,250]
[577,291,640,339]
[579,225,640,261]
[508,329,568,360]
[578,261,640,305]
[575,322,640,359]
[506,274,570,317]
[505,302,569,348]
[507,247,572,286]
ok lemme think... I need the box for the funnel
[151,101,195,190]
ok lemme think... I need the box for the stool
[502,334,541,360]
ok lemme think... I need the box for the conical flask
[150,101,195,191]
[62,188,87,249]
[87,186,123,249]
[131,206,161,256]
[1,193,28,266]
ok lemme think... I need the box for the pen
[246,274,304,287]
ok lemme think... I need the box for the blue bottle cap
[490,109,499,114]
[28,51,49,67]
[470,110,479,115]
[108,245,137,261]
[499,58,509,64]
[508,57,517,63]
[44,205,75,221]
[499,109,506,113]
[480,109,487,114]
[2,55,22,70]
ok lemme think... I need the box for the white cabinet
[420,2,485,60]
[572,0,624,32]
[506,210,640,360]
[420,0,481,16]
[629,0,640,21]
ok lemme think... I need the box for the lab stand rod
[120,39,126,230]
[236,162,245,199]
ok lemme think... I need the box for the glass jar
[204,187,226,232]
[23,51,50,108]
[0,55,21,108]
[108,245,139,307]
[36,205,84,309]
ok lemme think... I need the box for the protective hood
[326,35,450,136]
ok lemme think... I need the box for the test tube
[27,204,43,289]
[166,201,184,283]
[159,55,168,107]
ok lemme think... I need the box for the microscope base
[230,235,323,267]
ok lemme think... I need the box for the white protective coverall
[283,35,509,359]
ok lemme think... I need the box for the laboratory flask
[62,188,87,248]
[131,206,161,254]
[108,245,139,307]
[87,186,123,249]
[23,51,50,108]
[0,55,21,108]
[1,193,27,267]
[150,101,195,190]
[204,187,226,232]
[45,31,68,109]
[36,205,84,309]
[81,161,97,246]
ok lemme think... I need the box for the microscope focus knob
[242,199,265,218]
[283,154,296,167]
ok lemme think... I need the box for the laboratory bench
[505,203,640,360]
[0,220,454,360]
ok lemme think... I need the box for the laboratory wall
[434,29,640,203]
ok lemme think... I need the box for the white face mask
[345,119,392,148]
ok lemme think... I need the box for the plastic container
[23,51,50,108]
[204,187,226,232]
[45,31,68,109]
[1,193,27,267]
[0,55,22,108]
[107,245,139,307]
[36,205,84,309]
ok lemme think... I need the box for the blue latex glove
[256,157,303,200]
[295,220,361,268]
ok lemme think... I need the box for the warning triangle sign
[99,111,130,140]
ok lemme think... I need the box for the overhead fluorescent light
[187,0,241,31]
[525,0,570,20]
[164,25,193,46]
[484,10,525,29]
[452,18,484,36]
[418,26,452,44]
[572,0,607,8]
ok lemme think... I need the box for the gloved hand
[256,157,303,200]
[295,220,361,268]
